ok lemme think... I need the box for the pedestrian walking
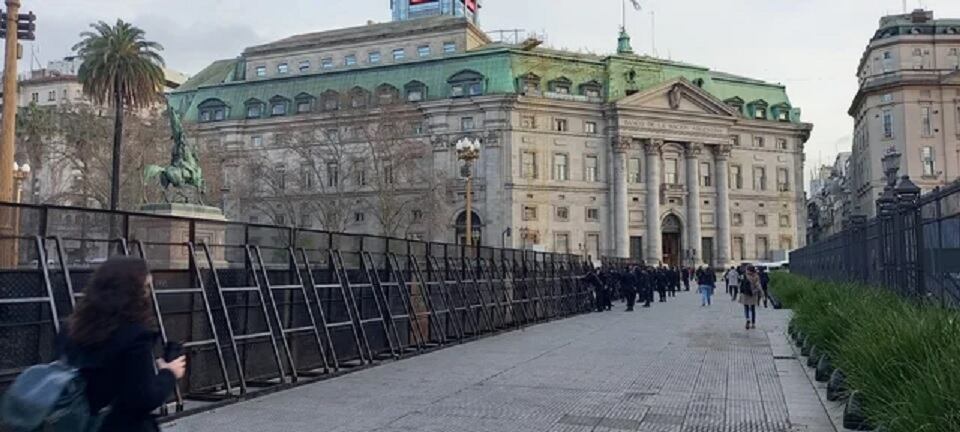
[584,269,605,312]
[739,266,763,329]
[697,267,716,306]
[681,268,690,292]
[759,267,771,308]
[620,268,637,311]
[724,266,739,301]
[58,257,186,432]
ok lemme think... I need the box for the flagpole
[622,0,626,29]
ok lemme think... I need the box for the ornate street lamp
[881,146,902,188]
[894,175,921,205]
[455,137,481,246]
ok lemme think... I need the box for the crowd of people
[584,263,772,330]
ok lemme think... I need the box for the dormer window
[405,81,427,102]
[748,100,769,120]
[245,98,265,119]
[270,96,290,116]
[772,103,791,122]
[693,78,705,87]
[448,70,484,98]
[724,97,744,114]
[321,90,340,111]
[349,87,369,108]
[580,81,603,99]
[548,77,572,94]
[518,73,541,95]
[294,93,314,114]
[198,99,229,123]
[375,84,400,105]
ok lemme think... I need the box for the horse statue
[145,104,206,204]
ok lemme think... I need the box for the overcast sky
[13,0,960,175]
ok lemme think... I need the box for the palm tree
[73,20,165,210]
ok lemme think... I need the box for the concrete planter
[827,368,848,401]
[800,336,812,356]
[843,390,874,431]
[815,355,833,382]
[806,345,819,365]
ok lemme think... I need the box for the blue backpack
[1,360,105,432]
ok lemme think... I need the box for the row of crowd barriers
[0,203,596,418]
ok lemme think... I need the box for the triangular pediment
[615,78,740,118]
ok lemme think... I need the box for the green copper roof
[172,36,801,124]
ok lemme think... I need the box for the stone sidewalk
[164,292,833,432]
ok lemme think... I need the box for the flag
[629,0,642,10]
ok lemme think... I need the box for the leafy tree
[73,19,165,210]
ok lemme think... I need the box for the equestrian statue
[145,104,206,204]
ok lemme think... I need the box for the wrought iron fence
[791,180,960,308]
[0,202,595,419]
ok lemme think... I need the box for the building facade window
[321,57,334,69]
[405,81,427,102]
[553,118,568,132]
[270,98,288,116]
[553,154,569,181]
[298,61,311,72]
[699,162,712,187]
[368,51,381,64]
[443,41,457,53]
[246,102,263,119]
[753,167,767,191]
[732,236,745,261]
[585,233,600,261]
[555,232,570,253]
[732,212,743,226]
[665,159,679,184]
[585,155,599,182]
[521,115,536,129]
[753,136,765,148]
[344,55,357,66]
[47,91,55,102]
[584,121,597,134]
[417,45,431,57]
[756,236,769,261]
[300,164,314,189]
[277,63,289,74]
[198,99,228,122]
[355,212,365,223]
[777,138,788,150]
[326,162,339,187]
[275,164,286,191]
[781,236,794,251]
[522,205,538,221]
[393,48,406,61]
[521,151,537,179]
[555,206,570,221]
[921,106,933,137]
[461,117,475,130]
[780,214,790,228]
[251,135,263,147]
[756,214,767,227]
[922,146,935,176]
[628,158,642,183]
[777,168,790,192]
[730,165,743,189]
[449,70,484,97]
[549,77,572,94]
[883,109,894,138]
[296,95,313,114]
[255,66,266,77]
[586,208,599,222]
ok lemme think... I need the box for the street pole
[465,172,472,246]
[0,0,18,206]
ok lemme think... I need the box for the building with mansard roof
[169,0,811,267]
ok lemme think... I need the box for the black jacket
[58,322,176,432]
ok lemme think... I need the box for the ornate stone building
[169,1,811,268]
[849,9,960,218]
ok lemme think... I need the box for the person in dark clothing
[57,257,185,432]
[585,269,605,312]
[759,268,771,307]
[681,268,690,292]
[620,268,637,311]
[656,267,668,302]
[638,267,653,308]
[669,267,680,297]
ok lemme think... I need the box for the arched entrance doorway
[455,211,483,246]
[662,214,682,267]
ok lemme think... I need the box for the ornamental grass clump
[772,273,960,432]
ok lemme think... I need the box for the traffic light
[0,11,35,40]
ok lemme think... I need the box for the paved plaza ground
[164,292,834,432]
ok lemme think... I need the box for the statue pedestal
[133,203,229,269]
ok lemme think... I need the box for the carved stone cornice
[684,142,703,159]
[611,136,632,153]
[714,144,733,161]
[644,139,663,156]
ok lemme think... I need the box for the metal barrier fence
[0,202,595,418]
[791,181,960,308]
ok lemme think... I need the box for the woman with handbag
[739,266,763,329]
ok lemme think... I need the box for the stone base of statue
[133,203,229,269]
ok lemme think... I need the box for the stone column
[715,144,732,268]
[685,143,703,267]
[644,139,662,265]
[612,138,630,258]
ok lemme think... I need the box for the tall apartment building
[169,0,811,267]
[849,9,960,217]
